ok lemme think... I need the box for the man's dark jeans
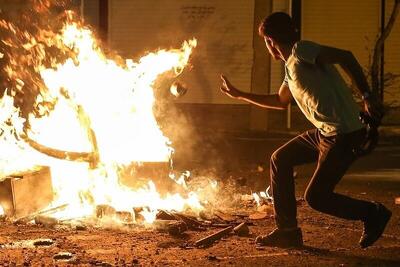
[270,128,375,229]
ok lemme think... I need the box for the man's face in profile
[264,37,281,60]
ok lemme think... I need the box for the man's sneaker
[255,228,303,248]
[359,202,392,248]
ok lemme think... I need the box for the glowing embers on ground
[0,18,209,225]
[252,186,273,207]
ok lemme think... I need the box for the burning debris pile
[0,0,202,224]
[0,0,272,240]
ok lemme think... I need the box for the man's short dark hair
[258,12,299,44]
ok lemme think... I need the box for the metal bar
[380,0,386,101]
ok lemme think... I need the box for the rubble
[34,215,58,227]
[53,252,74,261]
[172,213,205,230]
[195,226,234,247]
[214,210,236,222]
[116,211,134,223]
[32,239,54,247]
[249,211,268,220]
[0,166,53,218]
[153,219,188,236]
[167,221,188,236]
[233,222,249,236]
[14,203,68,224]
[156,210,176,220]
[96,205,116,218]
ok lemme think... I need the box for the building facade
[82,0,400,131]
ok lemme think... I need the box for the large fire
[0,9,213,225]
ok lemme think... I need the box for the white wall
[107,0,255,104]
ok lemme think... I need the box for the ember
[170,81,188,98]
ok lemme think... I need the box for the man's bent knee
[270,149,288,168]
[304,189,325,210]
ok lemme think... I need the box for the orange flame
[0,16,206,224]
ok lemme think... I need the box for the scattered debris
[133,207,146,223]
[233,222,249,236]
[39,203,69,215]
[195,226,234,247]
[157,240,187,249]
[206,255,219,261]
[153,220,188,236]
[14,203,68,225]
[96,205,116,218]
[0,166,53,218]
[1,238,54,249]
[34,215,59,227]
[33,238,54,247]
[156,210,176,220]
[172,213,204,230]
[53,252,74,261]
[167,221,188,236]
[116,211,134,223]
[89,260,113,266]
[257,204,273,212]
[214,210,236,222]
[199,210,214,221]
[249,211,268,220]
[75,224,87,231]
[156,210,205,230]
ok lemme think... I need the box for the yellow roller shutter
[384,0,400,105]
[302,0,380,69]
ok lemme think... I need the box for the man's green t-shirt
[284,40,364,136]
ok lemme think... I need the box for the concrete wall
[81,0,400,132]
[82,0,100,28]
[82,0,272,133]
[80,0,301,134]
[249,0,272,132]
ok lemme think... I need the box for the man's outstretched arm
[220,75,292,110]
